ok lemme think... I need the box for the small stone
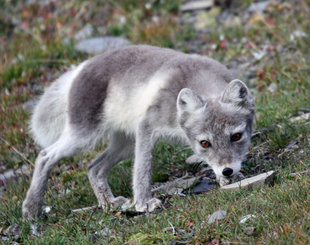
[290,30,308,41]
[221,171,275,190]
[267,83,277,93]
[247,1,270,14]
[97,228,112,237]
[240,214,256,224]
[162,227,175,235]
[268,231,279,238]
[0,165,31,186]
[289,113,310,123]
[208,210,226,224]
[151,175,198,195]
[194,8,221,30]
[180,0,213,12]
[244,226,256,236]
[289,170,309,177]
[74,24,93,41]
[252,46,268,60]
[191,178,215,194]
[43,206,52,214]
[75,36,131,55]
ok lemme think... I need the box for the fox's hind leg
[87,131,134,210]
[22,131,87,220]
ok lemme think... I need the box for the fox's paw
[135,198,162,212]
[99,196,128,211]
[22,200,41,221]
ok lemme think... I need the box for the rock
[208,210,226,224]
[252,45,268,60]
[190,178,216,194]
[244,226,256,236]
[298,107,310,112]
[75,36,131,55]
[180,0,213,12]
[194,7,221,30]
[0,165,31,186]
[289,170,309,177]
[221,171,275,190]
[289,112,310,123]
[3,224,22,240]
[247,1,270,14]
[267,83,277,93]
[151,174,198,195]
[42,205,52,214]
[286,140,298,149]
[290,30,308,41]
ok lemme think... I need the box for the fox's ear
[177,88,204,113]
[221,79,255,112]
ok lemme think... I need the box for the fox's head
[177,79,255,179]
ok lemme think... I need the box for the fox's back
[69,45,232,133]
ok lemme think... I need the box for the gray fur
[23,45,255,219]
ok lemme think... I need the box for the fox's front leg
[133,122,162,212]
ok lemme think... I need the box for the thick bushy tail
[30,63,87,148]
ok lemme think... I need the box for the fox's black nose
[222,168,233,177]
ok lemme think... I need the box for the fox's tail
[30,63,87,148]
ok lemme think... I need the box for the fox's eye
[200,140,211,148]
[231,133,242,142]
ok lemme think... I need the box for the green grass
[0,0,309,244]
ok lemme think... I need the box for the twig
[0,137,35,168]
[72,205,98,213]
[85,207,97,226]
[168,220,175,235]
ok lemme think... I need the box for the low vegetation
[0,0,309,244]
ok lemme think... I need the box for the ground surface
[0,0,309,244]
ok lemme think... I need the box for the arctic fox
[22,45,255,219]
